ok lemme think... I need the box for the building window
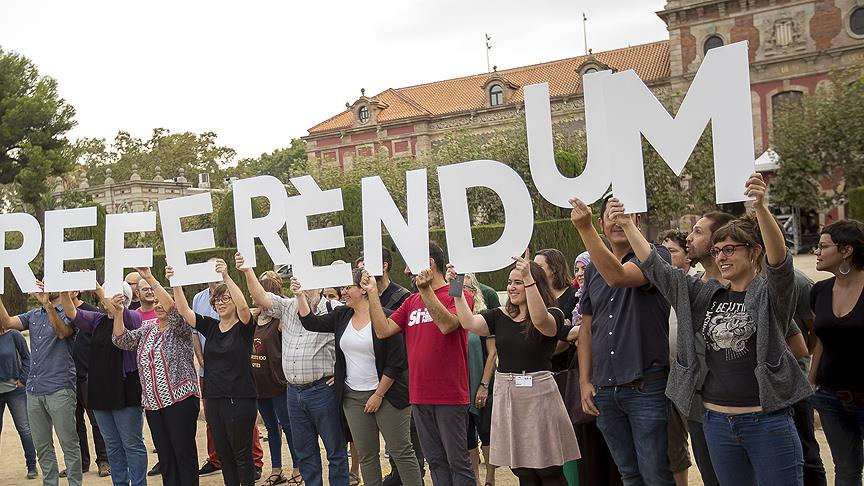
[490,84,504,106]
[774,20,794,47]
[703,35,724,54]
[773,90,804,114]
[358,106,370,124]
[852,8,864,35]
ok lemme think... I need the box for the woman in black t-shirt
[171,259,258,486]
[808,219,864,484]
[452,253,580,486]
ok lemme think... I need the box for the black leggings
[512,465,568,486]
[205,397,258,486]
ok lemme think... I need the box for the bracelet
[479,382,489,389]
[524,282,536,288]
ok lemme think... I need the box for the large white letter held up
[103,212,157,296]
[361,169,430,276]
[601,41,755,213]
[159,193,221,287]
[524,74,613,208]
[232,176,292,268]
[44,207,97,292]
[0,213,42,293]
[438,160,534,273]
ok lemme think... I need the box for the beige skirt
[489,370,581,469]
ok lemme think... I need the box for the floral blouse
[113,307,200,410]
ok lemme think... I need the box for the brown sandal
[286,473,304,485]
[263,472,288,486]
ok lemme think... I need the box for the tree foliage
[772,70,864,209]
[235,138,307,180]
[0,46,77,224]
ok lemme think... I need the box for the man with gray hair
[0,282,82,486]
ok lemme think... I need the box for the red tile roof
[308,40,670,134]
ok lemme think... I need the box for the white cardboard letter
[361,169,430,276]
[0,213,42,293]
[44,207,97,292]
[437,160,534,272]
[233,176,292,268]
[103,212,157,296]
[159,193,221,287]
[285,176,352,289]
[525,75,613,208]
[601,41,755,213]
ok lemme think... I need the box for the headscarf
[572,251,592,325]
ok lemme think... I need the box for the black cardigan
[299,306,410,409]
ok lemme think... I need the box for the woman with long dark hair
[452,252,580,486]
[808,219,864,485]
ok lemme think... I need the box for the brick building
[304,0,864,242]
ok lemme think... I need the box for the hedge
[849,186,864,221]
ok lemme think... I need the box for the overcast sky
[1,0,669,160]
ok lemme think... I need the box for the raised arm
[361,272,402,339]
[514,251,557,337]
[236,253,273,312]
[32,282,73,339]
[415,269,461,335]
[164,266,196,327]
[292,277,313,318]
[0,295,23,331]
[447,265,490,335]
[607,198,652,262]
[570,197,648,288]
[59,291,78,321]
[216,258,251,324]
[137,266,175,312]
[291,278,339,333]
[748,173,785,267]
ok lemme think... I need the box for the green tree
[772,70,864,210]
[235,138,307,180]
[0,47,77,224]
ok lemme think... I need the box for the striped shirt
[113,307,200,410]
[261,293,335,385]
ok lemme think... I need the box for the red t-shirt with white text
[390,285,472,405]
[136,308,159,327]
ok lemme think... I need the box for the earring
[839,259,852,276]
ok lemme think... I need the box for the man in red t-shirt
[368,242,475,486]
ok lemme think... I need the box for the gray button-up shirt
[18,305,77,396]
[581,246,672,387]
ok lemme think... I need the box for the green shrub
[849,186,864,221]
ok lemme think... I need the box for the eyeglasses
[709,244,750,259]
[811,243,839,254]
[139,288,155,294]
[214,295,232,304]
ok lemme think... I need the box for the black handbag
[554,344,595,426]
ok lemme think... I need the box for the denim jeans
[287,381,349,486]
[28,388,82,486]
[702,407,803,486]
[258,389,299,470]
[93,407,148,486]
[810,390,864,486]
[0,387,37,469]
[594,376,675,486]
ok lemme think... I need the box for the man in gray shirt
[0,283,82,486]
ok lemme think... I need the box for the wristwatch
[479,382,489,389]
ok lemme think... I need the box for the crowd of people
[0,171,862,486]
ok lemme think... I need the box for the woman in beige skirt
[449,252,580,486]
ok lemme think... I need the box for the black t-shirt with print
[480,307,564,374]
[196,314,257,399]
[702,289,760,407]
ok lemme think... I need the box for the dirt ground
[0,255,839,485]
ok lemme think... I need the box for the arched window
[851,7,864,35]
[583,67,598,75]
[358,106,370,124]
[703,35,724,54]
[772,90,803,114]
[489,84,504,106]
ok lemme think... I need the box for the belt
[294,376,332,391]
[620,369,668,390]
[820,387,864,405]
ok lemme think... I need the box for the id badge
[515,375,533,387]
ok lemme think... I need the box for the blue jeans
[258,389,299,470]
[594,376,674,486]
[703,407,803,486]
[93,407,148,486]
[0,387,37,469]
[810,390,864,486]
[287,381,349,486]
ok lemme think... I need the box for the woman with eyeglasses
[608,173,811,486]
[112,267,201,486]
[808,219,864,485]
[170,260,258,486]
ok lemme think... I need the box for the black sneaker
[198,461,221,476]
[255,466,262,480]
[147,462,161,477]
[382,471,402,486]
[27,466,38,480]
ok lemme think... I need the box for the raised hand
[569,197,594,230]
[135,267,153,280]
[606,197,634,228]
[445,263,458,283]
[234,252,246,270]
[512,249,533,282]
[30,281,50,306]
[415,268,433,290]
[744,172,767,208]
[289,277,306,298]
[165,266,175,280]
[359,271,378,294]
[214,259,229,278]
[109,293,125,311]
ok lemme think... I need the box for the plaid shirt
[262,293,335,385]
